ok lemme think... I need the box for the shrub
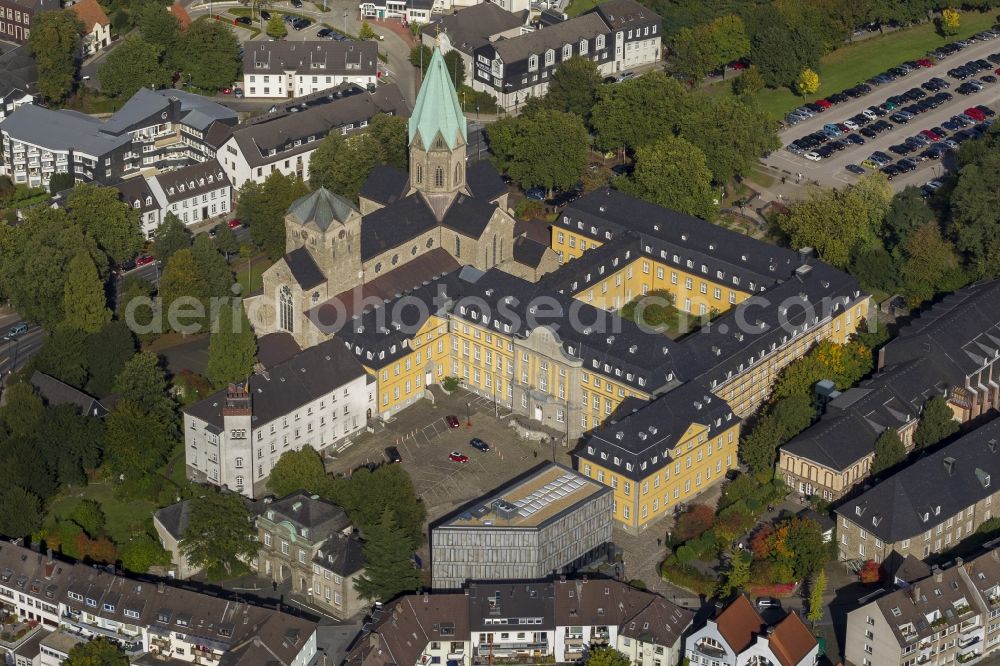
[442,376,460,392]
[661,556,716,596]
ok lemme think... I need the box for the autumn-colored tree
[940,8,960,36]
[797,67,820,97]
[859,559,881,584]
[75,534,119,563]
[674,504,715,542]
[750,524,774,559]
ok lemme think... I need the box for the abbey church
[248,48,559,348]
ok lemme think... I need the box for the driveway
[763,36,1000,191]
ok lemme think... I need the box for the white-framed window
[528,54,538,71]
[545,49,555,66]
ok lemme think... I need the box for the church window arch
[411,245,418,256]
[455,162,462,185]
[416,164,423,184]
[391,254,399,265]
[434,166,444,188]
[455,236,461,257]
[279,285,294,333]
[492,235,497,266]
[374,262,382,274]
[426,237,434,248]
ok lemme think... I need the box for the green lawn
[45,483,159,544]
[235,256,271,295]
[565,0,600,17]
[738,12,997,119]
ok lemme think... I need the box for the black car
[890,113,910,124]
[881,164,901,180]
[317,27,333,37]
[806,102,825,113]
[470,438,490,452]
[936,91,954,102]
[860,126,878,138]
[977,104,996,117]
[816,145,835,158]
[117,259,137,274]
[845,164,866,175]
[260,9,271,19]
[291,0,303,6]
[292,17,311,29]
[889,143,912,155]
[845,133,865,145]
[931,77,950,88]
[922,80,941,92]
[921,146,944,160]
[385,446,402,463]
[235,15,252,24]
[867,105,887,117]
[897,158,918,172]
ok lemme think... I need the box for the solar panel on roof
[518,509,532,517]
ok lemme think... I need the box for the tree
[138,2,180,52]
[807,569,827,626]
[192,233,233,298]
[266,14,287,40]
[159,248,209,331]
[940,8,960,36]
[112,351,176,430]
[617,137,717,220]
[740,413,786,478]
[49,172,76,193]
[325,463,425,546]
[181,490,257,577]
[850,245,900,294]
[174,21,240,92]
[784,518,828,580]
[733,64,765,96]
[153,212,191,263]
[27,10,83,102]
[883,186,935,246]
[914,396,959,449]
[104,399,172,477]
[591,72,687,152]
[745,5,821,89]
[309,131,384,202]
[63,251,111,334]
[544,56,602,122]
[0,383,43,437]
[354,507,420,602]
[63,638,128,666]
[678,93,779,184]
[369,114,408,171]
[486,110,588,197]
[214,221,239,258]
[584,647,630,666]
[898,222,964,305]
[674,504,715,541]
[797,67,820,97]
[948,144,1000,277]
[110,8,129,31]
[206,302,256,387]
[241,173,310,259]
[670,27,716,83]
[98,35,171,98]
[267,448,328,497]
[70,499,106,536]
[359,20,377,40]
[717,550,751,598]
[120,534,171,573]
[0,484,42,538]
[707,15,750,72]
[872,428,906,475]
[770,392,816,437]
[66,184,143,266]
[32,327,90,388]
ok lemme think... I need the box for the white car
[924,179,944,191]
[862,109,878,120]
[804,151,822,162]
[843,120,860,130]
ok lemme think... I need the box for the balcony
[474,641,549,655]
[695,640,727,659]
[959,630,985,649]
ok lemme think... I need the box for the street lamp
[465,401,472,427]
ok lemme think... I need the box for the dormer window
[596,34,605,49]
[145,196,152,205]
[579,39,588,54]
[528,54,538,71]
[545,49,555,66]
[562,43,572,60]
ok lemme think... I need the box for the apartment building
[357,0,431,24]
[69,0,110,57]
[242,41,379,99]
[218,82,408,190]
[845,546,1000,666]
[835,418,1000,564]
[346,578,693,666]
[422,3,528,78]
[146,159,232,229]
[0,87,236,190]
[685,596,818,666]
[0,541,318,664]
[430,462,613,589]
[471,0,661,111]
[183,337,373,498]
[0,0,56,44]
[780,279,1000,501]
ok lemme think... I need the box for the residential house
[346,578,692,666]
[114,175,161,239]
[685,596,818,666]
[845,545,1000,666]
[183,339,373,498]
[0,46,36,121]
[471,0,660,111]
[69,0,110,57]
[421,3,528,77]
[0,0,57,44]
[152,499,200,579]
[357,0,431,25]
[310,531,367,620]
[779,279,1000,502]
[29,371,108,417]
[242,41,379,99]
[218,82,408,190]
[146,159,232,228]
[0,541,318,664]
[835,418,1000,564]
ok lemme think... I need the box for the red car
[917,58,934,68]
[965,107,986,121]
[448,451,469,463]
[445,415,460,428]
[921,129,941,141]
[728,60,748,71]
[815,99,833,109]
[136,255,155,267]
[227,218,242,229]
[222,87,232,95]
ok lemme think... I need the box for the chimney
[944,457,957,476]
[157,582,165,594]
[798,247,813,264]
[223,383,252,416]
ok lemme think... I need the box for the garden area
[618,290,718,339]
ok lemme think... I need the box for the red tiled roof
[715,596,766,654]
[769,611,817,666]
[70,0,108,31]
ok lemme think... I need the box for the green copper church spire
[408,47,468,152]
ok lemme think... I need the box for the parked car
[222,87,232,94]
[260,9,271,19]
[525,187,546,200]
[385,446,402,463]
[292,17,311,29]
[317,27,333,38]
[234,16,252,25]
[470,438,490,452]
[4,323,28,340]
[845,164,866,175]
[227,218,242,229]
[291,0,303,6]
[136,254,156,267]
[803,151,822,161]
[448,451,469,463]
[446,415,461,428]
[756,597,781,609]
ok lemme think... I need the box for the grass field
[45,483,160,544]
[565,0,600,17]
[235,256,271,295]
[735,12,997,119]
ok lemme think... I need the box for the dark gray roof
[0,46,36,101]
[29,371,107,417]
[100,87,172,135]
[881,280,1000,384]
[441,192,496,238]
[244,40,378,76]
[511,234,549,268]
[836,418,1000,544]
[358,164,409,206]
[489,13,609,63]
[589,0,659,31]
[183,338,366,429]
[284,247,327,290]
[359,193,438,261]
[424,3,526,55]
[152,160,230,204]
[465,160,507,202]
[287,187,358,232]
[780,357,946,471]
[314,532,365,576]
[467,581,555,630]
[256,332,302,368]
[114,177,158,214]
[229,84,409,168]
[1,104,129,156]
[161,89,238,131]
[154,499,194,541]
[264,491,351,533]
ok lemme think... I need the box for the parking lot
[763,34,1000,191]
[324,389,575,524]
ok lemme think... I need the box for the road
[762,35,1000,192]
[186,0,418,105]
[0,312,45,383]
